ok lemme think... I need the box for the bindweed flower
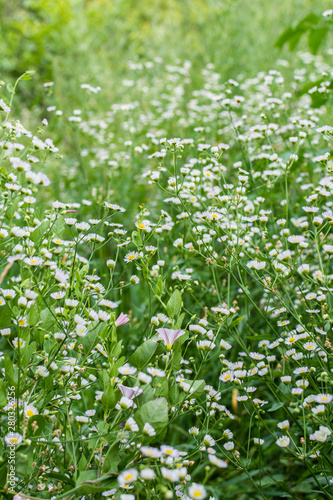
[118,385,143,399]
[115,313,130,327]
[156,327,186,350]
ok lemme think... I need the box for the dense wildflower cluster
[1,45,333,499]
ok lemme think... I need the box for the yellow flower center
[19,320,25,326]
[27,410,34,417]
[10,438,18,443]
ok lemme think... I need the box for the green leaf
[169,383,182,405]
[98,325,109,340]
[27,414,46,436]
[110,356,125,377]
[21,341,37,367]
[291,477,317,493]
[111,324,117,343]
[155,376,168,398]
[40,308,55,331]
[275,25,307,51]
[78,454,88,472]
[297,13,319,27]
[167,289,182,318]
[135,397,168,437]
[0,464,7,488]
[102,447,121,473]
[44,471,75,486]
[229,315,245,328]
[52,217,66,239]
[0,305,11,328]
[75,472,118,495]
[155,275,164,297]
[5,197,20,220]
[174,312,185,329]
[101,385,117,410]
[30,220,51,243]
[110,340,123,358]
[81,330,97,355]
[15,445,34,475]
[183,379,205,399]
[4,354,16,387]
[28,305,38,326]
[170,338,182,371]
[76,470,97,489]
[131,231,142,248]
[297,77,324,96]
[275,13,320,52]
[20,71,35,80]
[0,380,7,407]
[310,92,329,108]
[308,27,329,54]
[275,26,296,48]
[268,402,285,412]
[288,28,308,51]
[138,384,154,404]
[129,339,157,369]
[98,369,110,390]
[246,334,272,341]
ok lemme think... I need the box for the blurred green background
[0,0,331,110]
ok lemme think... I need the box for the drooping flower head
[115,313,130,327]
[118,384,143,400]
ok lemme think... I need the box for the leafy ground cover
[0,2,333,500]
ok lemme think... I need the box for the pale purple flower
[118,384,143,399]
[156,328,186,350]
[115,313,130,327]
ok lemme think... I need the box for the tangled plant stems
[1,32,333,500]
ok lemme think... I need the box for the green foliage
[167,289,183,319]
[135,397,169,437]
[129,339,158,369]
[276,11,332,54]
[0,3,333,500]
